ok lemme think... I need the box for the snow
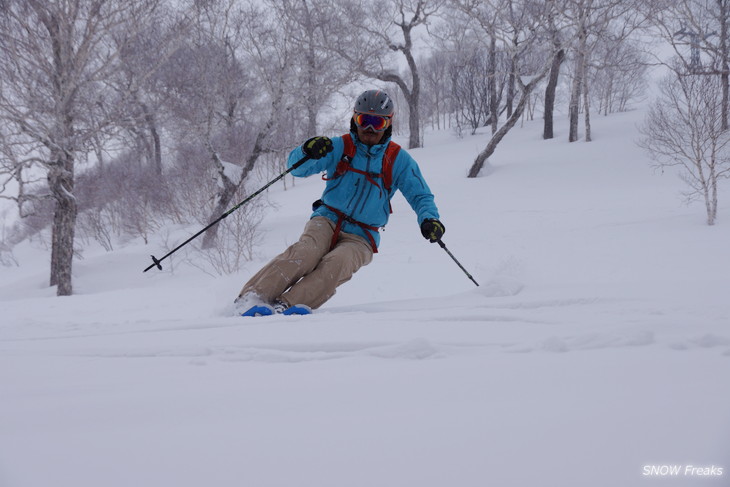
[219,159,244,187]
[2,108,729,487]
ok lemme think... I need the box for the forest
[1,0,729,295]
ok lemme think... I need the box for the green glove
[302,136,333,159]
[420,219,445,243]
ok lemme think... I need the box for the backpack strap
[322,134,356,182]
[322,134,401,198]
[323,134,385,196]
[317,134,403,232]
[343,133,356,160]
[382,141,401,194]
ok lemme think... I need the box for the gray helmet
[354,90,395,116]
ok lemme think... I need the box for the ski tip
[282,304,313,316]
[241,304,275,317]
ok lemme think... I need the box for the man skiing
[235,89,445,316]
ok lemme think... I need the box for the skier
[235,89,445,316]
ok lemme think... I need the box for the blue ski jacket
[287,131,439,249]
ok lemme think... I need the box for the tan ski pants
[238,216,374,309]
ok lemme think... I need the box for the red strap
[382,141,401,193]
[322,134,356,182]
[322,134,400,199]
[318,135,403,248]
[323,203,379,253]
[343,133,356,158]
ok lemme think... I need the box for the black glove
[302,136,333,159]
[420,219,445,243]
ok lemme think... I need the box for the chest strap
[321,134,401,200]
[323,203,379,253]
[324,163,384,197]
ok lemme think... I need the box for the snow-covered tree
[565,0,645,142]
[459,0,568,177]
[324,0,445,149]
[269,0,356,138]
[647,0,730,130]
[639,67,730,225]
[0,0,163,295]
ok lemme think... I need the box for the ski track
[3,110,730,487]
[3,297,729,361]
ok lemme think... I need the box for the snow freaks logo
[642,465,724,478]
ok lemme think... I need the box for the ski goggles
[354,112,392,132]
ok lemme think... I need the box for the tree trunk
[468,91,529,177]
[569,29,587,142]
[603,75,613,116]
[706,163,718,225]
[711,176,718,225]
[303,0,318,138]
[583,68,592,142]
[507,64,515,119]
[200,92,281,248]
[48,151,77,296]
[403,39,422,149]
[720,0,729,130]
[200,138,263,249]
[379,70,419,147]
[201,151,239,249]
[43,7,79,296]
[543,48,565,139]
[383,54,422,149]
[489,36,498,134]
[468,59,554,178]
[408,96,421,148]
[141,103,163,176]
[722,70,729,132]
[705,180,717,225]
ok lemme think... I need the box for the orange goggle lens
[354,113,391,132]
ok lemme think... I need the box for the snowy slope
[1,109,729,487]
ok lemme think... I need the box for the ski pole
[437,239,479,287]
[143,155,310,272]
